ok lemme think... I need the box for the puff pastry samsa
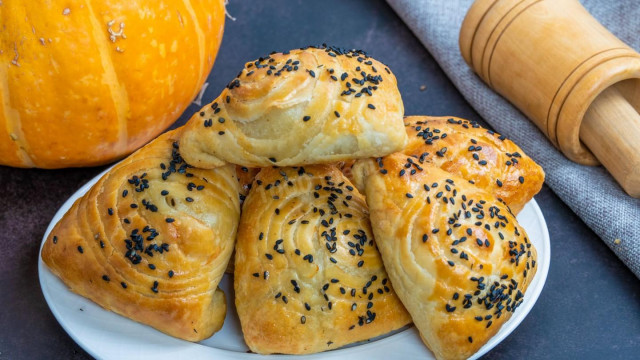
[234,165,411,354]
[179,46,407,168]
[41,128,241,341]
[400,116,544,214]
[353,154,537,360]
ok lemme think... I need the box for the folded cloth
[386,0,640,278]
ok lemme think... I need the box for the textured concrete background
[1,0,638,359]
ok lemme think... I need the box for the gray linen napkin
[386,0,640,278]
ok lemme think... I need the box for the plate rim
[38,166,550,360]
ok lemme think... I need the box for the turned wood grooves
[460,0,640,197]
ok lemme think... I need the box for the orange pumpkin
[0,0,225,168]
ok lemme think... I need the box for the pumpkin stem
[224,0,237,21]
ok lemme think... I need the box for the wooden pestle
[460,0,640,197]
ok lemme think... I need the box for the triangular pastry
[179,45,408,168]
[352,153,537,360]
[400,116,544,214]
[234,165,411,354]
[41,128,240,341]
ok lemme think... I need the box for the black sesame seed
[77,246,83,254]
[121,282,127,289]
[102,275,110,282]
[303,115,311,122]
[368,104,376,110]
[168,270,174,278]
[165,218,175,223]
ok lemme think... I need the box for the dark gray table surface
[1,1,639,359]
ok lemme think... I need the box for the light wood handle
[460,0,640,198]
[581,87,640,196]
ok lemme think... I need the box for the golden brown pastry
[401,116,544,214]
[225,165,261,274]
[352,154,537,360]
[41,128,241,341]
[179,46,407,168]
[234,165,411,354]
[236,165,261,205]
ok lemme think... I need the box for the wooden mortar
[460,0,640,197]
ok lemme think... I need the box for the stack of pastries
[42,45,544,360]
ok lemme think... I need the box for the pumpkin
[0,0,225,168]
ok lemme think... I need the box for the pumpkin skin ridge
[0,73,34,167]
[0,3,35,167]
[0,0,225,169]
[181,0,207,102]
[84,0,131,157]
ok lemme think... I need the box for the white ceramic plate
[39,167,550,360]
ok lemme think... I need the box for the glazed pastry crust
[234,165,411,354]
[41,128,241,341]
[179,46,407,168]
[225,165,261,274]
[353,154,537,360]
[400,116,544,214]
